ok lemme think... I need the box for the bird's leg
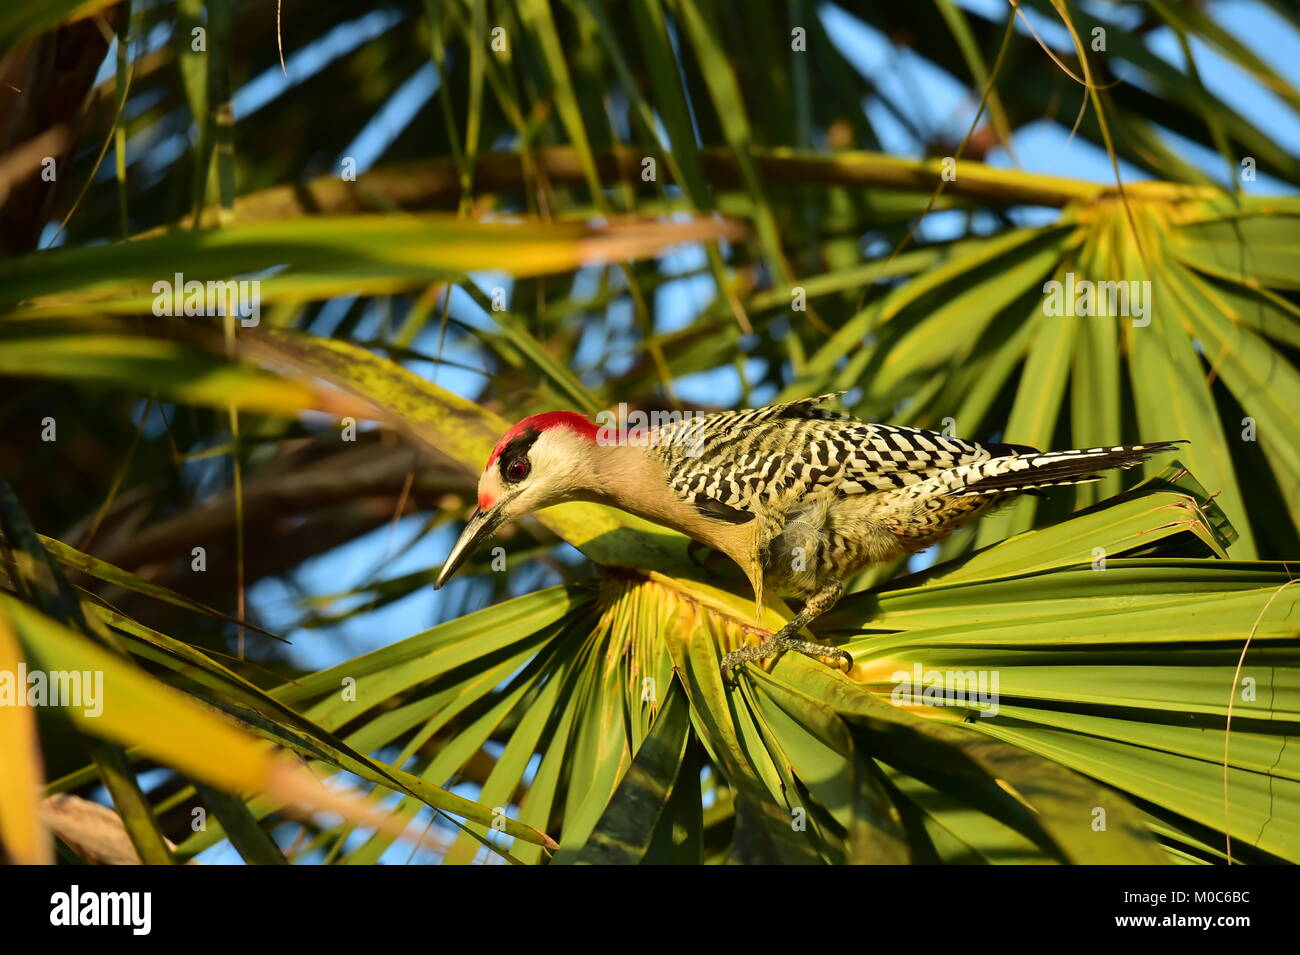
[722,581,851,681]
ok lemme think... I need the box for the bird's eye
[505,458,530,483]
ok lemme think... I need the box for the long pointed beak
[435,506,505,589]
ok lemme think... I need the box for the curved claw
[829,648,854,673]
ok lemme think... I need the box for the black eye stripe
[498,427,541,481]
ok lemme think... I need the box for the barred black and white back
[648,393,1182,520]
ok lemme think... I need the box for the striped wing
[650,395,1009,518]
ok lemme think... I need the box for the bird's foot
[722,634,853,684]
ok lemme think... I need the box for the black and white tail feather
[946,441,1187,497]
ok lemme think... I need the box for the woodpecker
[434,394,1182,677]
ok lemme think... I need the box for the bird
[434,394,1183,678]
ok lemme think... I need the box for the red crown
[485,412,600,468]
